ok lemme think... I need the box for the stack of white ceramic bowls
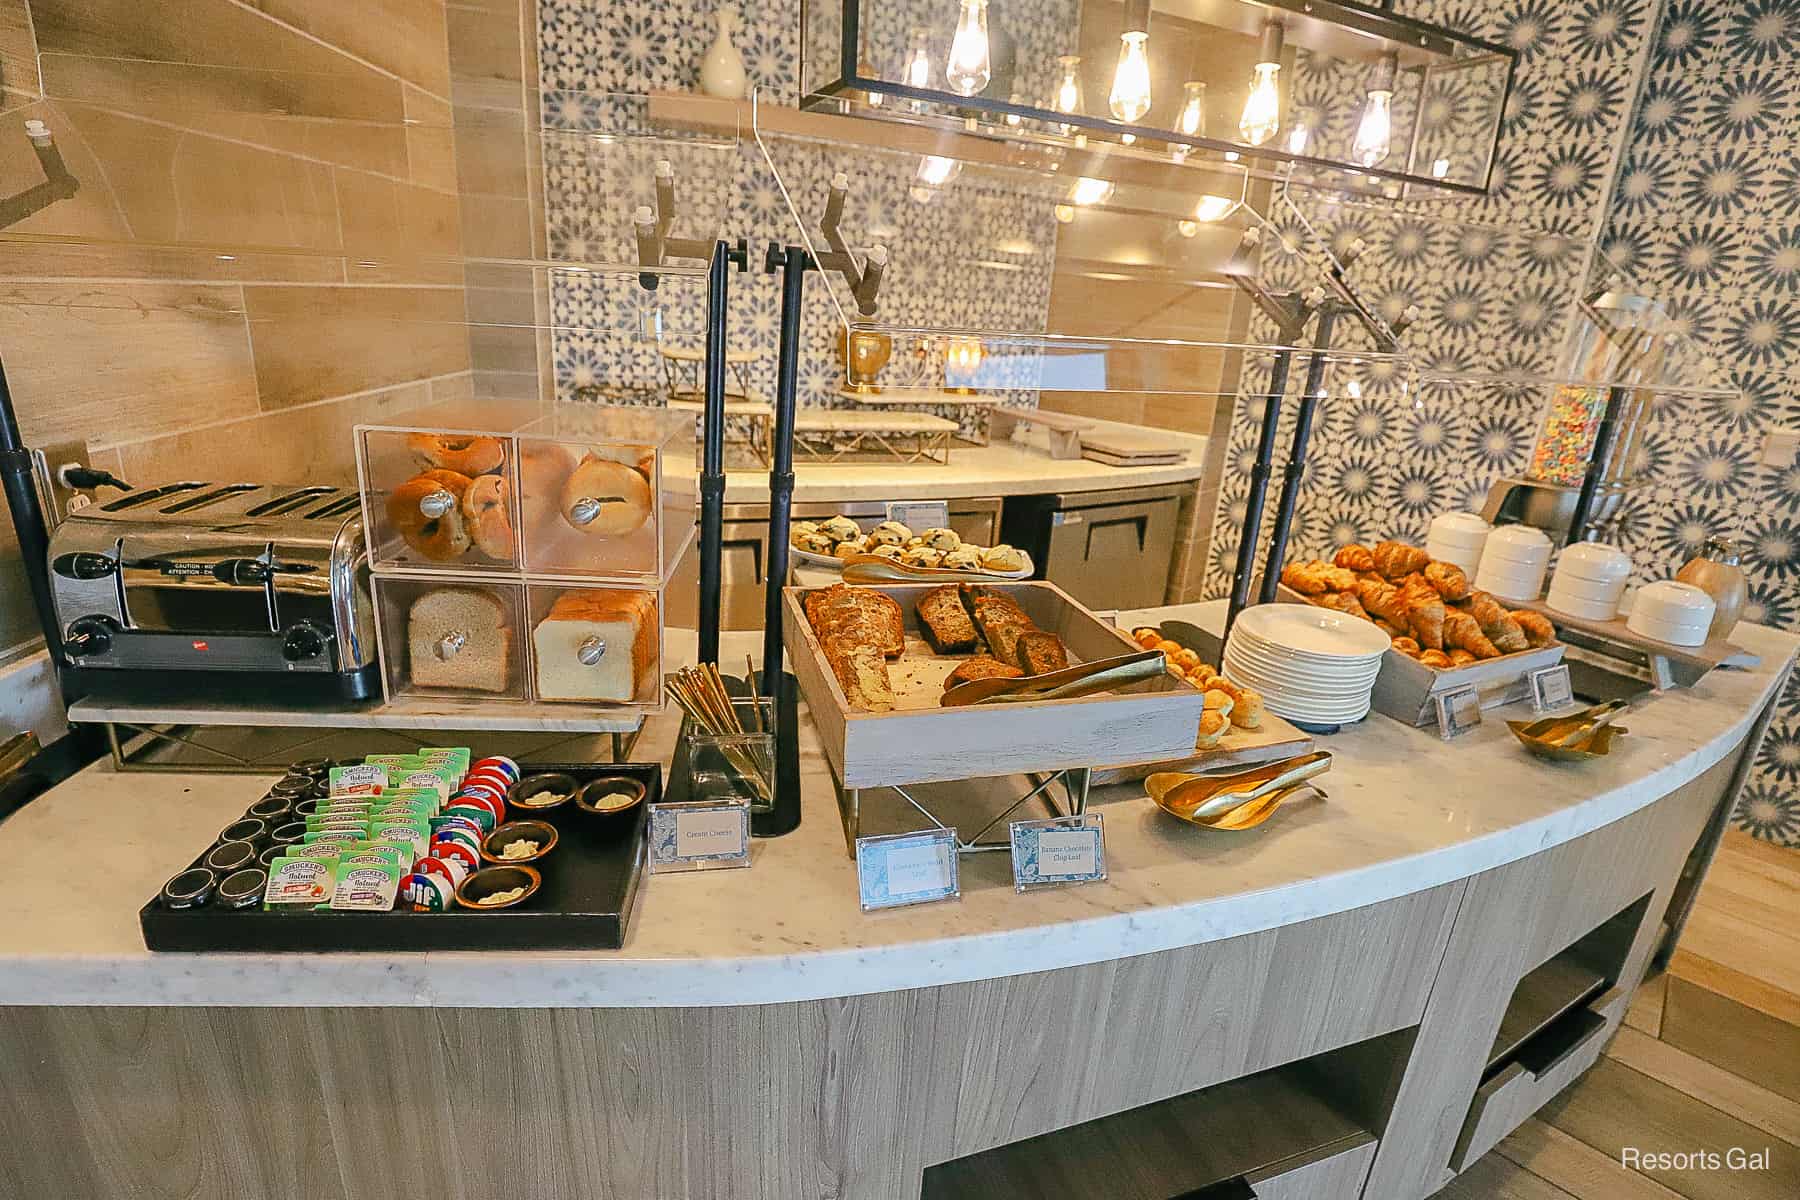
[1224,604,1392,726]
[1427,512,1492,576]
[1475,526,1553,603]
[1546,542,1633,621]
[1627,581,1716,647]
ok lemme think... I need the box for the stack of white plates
[1224,604,1393,725]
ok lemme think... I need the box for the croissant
[1398,573,1438,606]
[1321,565,1360,592]
[1407,592,1446,651]
[1447,648,1477,667]
[1466,590,1529,653]
[1356,578,1412,627]
[1419,649,1454,669]
[1334,544,1376,572]
[1424,560,1471,602]
[1373,618,1406,639]
[1444,609,1501,659]
[1309,590,1369,621]
[1392,636,1421,657]
[1280,561,1332,596]
[1374,540,1430,579]
[1511,610,1557,649]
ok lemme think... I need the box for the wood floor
[1432,832,1800,1199]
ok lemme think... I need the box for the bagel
[388,469,472,561]
[517,441,577,546]
[558,454,652,537]
[407,432,505,477]
[461,473,514,560]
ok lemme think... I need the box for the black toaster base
[64,662,381,708]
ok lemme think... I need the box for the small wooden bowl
[454,864,542,911]
[508,772,579,813]
[575,776,647,828]
[481,819,559,865]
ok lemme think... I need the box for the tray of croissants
[1278,539,1566,725]
[782,580,1211,790]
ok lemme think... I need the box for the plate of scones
[789,515,1032,579]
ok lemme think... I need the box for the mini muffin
[794,530,835,554]
[1196,711,1231,748]
[1202,689,1234,719]
[900,546,945,568]
[820,515,861,542]
[868,520,912,547]
[941,547,982,570]
[917,527,961,551]
[1172,647,1201,671]
[981,544,1029,572]
[833,536,869,561]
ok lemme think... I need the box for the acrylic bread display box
[357,408,689,711]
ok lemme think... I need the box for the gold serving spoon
[1208,784,1323,830]
[1147,751,1333,824]
[939,650,1167,707]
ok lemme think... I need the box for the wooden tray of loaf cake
[783,580,1209,790]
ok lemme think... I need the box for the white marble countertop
[714,420,1209,503]
[3,603,1791,1009]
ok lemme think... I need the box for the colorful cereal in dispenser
[1527,386,1607,487]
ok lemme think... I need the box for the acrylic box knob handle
[577,636,607,666]
[419,489,456,519]
[435,631,467,661]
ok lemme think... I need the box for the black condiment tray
[138,762,657,952]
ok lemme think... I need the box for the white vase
[699,5,749,100]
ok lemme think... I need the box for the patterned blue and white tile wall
[1204,0,1800,848]
[537,0,1067,434]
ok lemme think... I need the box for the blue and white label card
[1010,814,1106,891]
[647,800,750,874]
[1435,685,1483,741]
[855,828,959,911]
[1529,665,1575,713]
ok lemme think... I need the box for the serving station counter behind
[1,605,1791,1200]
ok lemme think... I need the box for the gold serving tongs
[1507,699,1630,761]
[842,556,995,584]
[1146,750,1333,827]
[939,649,1167,707]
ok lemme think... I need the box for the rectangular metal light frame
[799,0,1519,197]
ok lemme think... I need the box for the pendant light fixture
[1352,53,1398,167]
[1054,54,1084,116]
[1238,20,1284,146]
[1176,81,1207,139]
[945,0,992,97]
[903,28,932,90]
[1108,0,1153,122]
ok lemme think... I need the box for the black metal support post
[0,357,63,672]
[1259,307,1340,605]
[1222,349,1294,650]
[1564,383,1629,546]
[761,244,810,688]
[695,240,740,665]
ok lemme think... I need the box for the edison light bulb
[1353,54,1397,167]
[946,0,991,97]
[1240,63,1281,145]
[1070,176,1114,206]
[903,29,932,90]
[915,155,961,188]
[1431,156,1452,179]
[1193,194,1237,223]
[1054,55,1084,115]
[1239,21,1284,146]
[1054,203,1076,224]
[1109,32,1152,121]
[1177,219,1199,238]
[1176,82,1207,138]
[1286,121,1310,154]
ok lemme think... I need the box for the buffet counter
[713,422,1208,503]
[1,604,1792,1200]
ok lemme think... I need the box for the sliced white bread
[532,589,657,702]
